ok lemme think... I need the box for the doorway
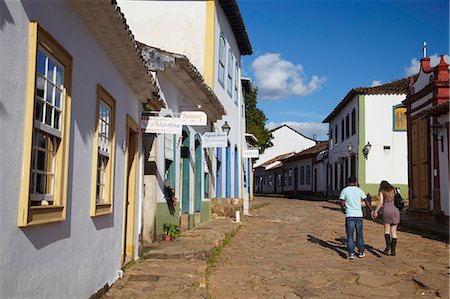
[122,116,138,265]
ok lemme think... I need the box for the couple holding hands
[340,177,400,259]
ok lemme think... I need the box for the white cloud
[251,53,327,100]
[405,54,450,76]
[266,121,328,140]
[371,80,382,87]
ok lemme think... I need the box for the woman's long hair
[379,180,395,202]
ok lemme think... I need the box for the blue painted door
[194,135,202,212]
[216,148,222,198]
[181,127,190,213]
[234,146,238,197]
[226,143,231,197]
[247,158,251,194]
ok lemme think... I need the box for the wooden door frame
[122,115,138,265]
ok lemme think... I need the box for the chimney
[421,58,431,72]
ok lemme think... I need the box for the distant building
[403,56,449,223]
[254,124,317,169]
[323,78,410,197]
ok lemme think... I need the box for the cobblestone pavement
[208,196,449,298]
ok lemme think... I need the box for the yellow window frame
[18,22,73,227]
[90,85,116,216]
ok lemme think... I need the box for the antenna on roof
[423,41,427,58]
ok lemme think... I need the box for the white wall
[117,0,206,75]
[365,94,408,185]
[327,95,359,165]
[255,126,316,168]
[0,2,142,297]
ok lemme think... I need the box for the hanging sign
[242,149,259,158]
[202,132,227,148]
[180,111,207,126]
[141,116,182,134]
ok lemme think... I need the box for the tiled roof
[283,141,328,163]
[138,42,226,121]
[323,77,412,123]
[218,0,253,55]
[69,0,163,108]
[255,151,296,169]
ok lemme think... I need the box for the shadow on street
[319,204,449,244]
[307,235,384,259]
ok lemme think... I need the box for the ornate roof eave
[139,43,226,122]
[69,0,164,108]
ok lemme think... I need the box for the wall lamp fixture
[362,142,372,159]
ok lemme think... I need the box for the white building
[138,44,226,237]
[403,56,449,223]
[323,78,410,197]
[254,142,328,195]
[0,0,162,297]
[117,0,253,203]
[254,124,317,168]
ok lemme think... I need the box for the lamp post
[222,121,231,136]
[347,143,353,154]
[362,142,371,159]
[430,121,444,152]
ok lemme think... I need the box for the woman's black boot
[391,238,397,256]
[383,234,391,255]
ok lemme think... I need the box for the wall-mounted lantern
[347,143,353,153]
[362,142,372,159]
[430,121,444,152]
[222,121,231,136]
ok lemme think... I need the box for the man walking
[339,176,371,259]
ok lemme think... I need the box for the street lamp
[222,121,231,136]
[362,142,372,159]
[430,121,444,152]
[347,143,353,153]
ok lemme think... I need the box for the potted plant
[162,223,181,241]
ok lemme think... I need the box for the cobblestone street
[105,196,449,298]
[208,196,449,298]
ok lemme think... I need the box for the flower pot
[165,235,171,241]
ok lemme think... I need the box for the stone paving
[104,218,239,298]
[208,196,449,298]
[104,196,449,298]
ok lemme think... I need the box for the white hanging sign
[202,132,227,148]
[242,149,259,158]
[180,111,207,126]
[141,116,182,134]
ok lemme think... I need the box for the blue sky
[238,0,449,140]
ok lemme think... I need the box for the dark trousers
[345,217,364,254]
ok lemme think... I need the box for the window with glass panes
[18,23,72,227]
[31,47,65,205]
[227,49,233,96]
[90,85,116,216]
[218,35,225,87]
[96,100,112,204]
[234,61,238,104]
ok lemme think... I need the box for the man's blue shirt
[339,186,367,218]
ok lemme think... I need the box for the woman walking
[372,181,400,256]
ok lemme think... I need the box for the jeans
[345,217,364,254]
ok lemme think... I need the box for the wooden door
[411,117,430,209]
[123,116,138,265]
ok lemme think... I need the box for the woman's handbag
[394,192,405,211]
